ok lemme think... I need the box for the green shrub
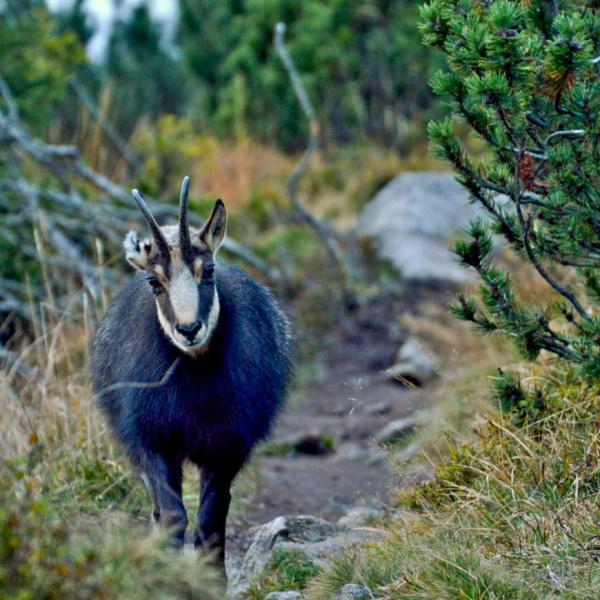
[0,469,222,600]
[308,365,600,598]
[421,0,600,379]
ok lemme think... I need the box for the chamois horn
[178,176,193,261]
[131,188,170,259]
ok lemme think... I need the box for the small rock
[335,583,372,599]
[387,337,437,385]
[394,440,421,462]
[228,516,288,598]
[334,443,386,465]
[374,415,421,445]
[365,400,391,415]
[225,551,243,584]
[275,432,334,456]
[366,449,386,466]
[265,592,303,600]
[337,506,383,528]
[334,442,370,462]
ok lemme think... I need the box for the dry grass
[302,249,600,598]
[196,137,293,208]
[0,249,227,598]
[393,243,576,462]
[307,362,600,599]
[0,262,149,512]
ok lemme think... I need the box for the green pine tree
[420,1,600,379]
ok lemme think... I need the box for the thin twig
[544,129,585,145]
[0,73,281,319]
[0,76,18,121]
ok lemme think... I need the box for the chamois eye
[146,277,164,295]
[203,264,215,277]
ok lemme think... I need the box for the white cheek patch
[156,300,189,353]
[156,287,221,355]
[168,268,199,325]
[206,289,220,336]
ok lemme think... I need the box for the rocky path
[222,172,477,593]
[227,293,428,555]
[227,170,478,543]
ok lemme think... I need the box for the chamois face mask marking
[123,179,227,355]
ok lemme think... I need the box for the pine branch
[513,151,591,323]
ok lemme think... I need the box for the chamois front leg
[140,472,161,525]
[194,466,237,565]
[142,452,187,548]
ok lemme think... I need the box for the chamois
[91,177,291,564]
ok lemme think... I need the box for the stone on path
[228,515,385,598]
[337,506,383,528]
[387,337,437,386]
[374,413,426,445]
[334,442,386,465]
[335,583,372,599]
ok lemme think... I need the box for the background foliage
[4,1,600,598]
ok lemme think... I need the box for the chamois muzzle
[176,320,204,342]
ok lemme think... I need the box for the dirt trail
[228,293,429,545]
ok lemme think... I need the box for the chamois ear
[123,230,154,271]
[198,199,227,254]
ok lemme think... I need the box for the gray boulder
[365,400,391,415]
[334,442,386,465]
[228,515,385,598]
[335,584,372,599]
[356,172,482,283]
[265,593,303,600]
[374,416,417,445]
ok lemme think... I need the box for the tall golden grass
[0,234,230,598]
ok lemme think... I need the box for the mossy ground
[247,549,321,599]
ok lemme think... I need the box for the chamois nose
[176,320,203,342]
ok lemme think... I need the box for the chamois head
[123,176,227,355]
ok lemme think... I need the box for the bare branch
[0,75,281,326]
[0,342,40,379]
[545,129,585,145]
[221,238,281,283]
[0,76,18,121]
[513,150,591,323]
[274,22,355,306]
